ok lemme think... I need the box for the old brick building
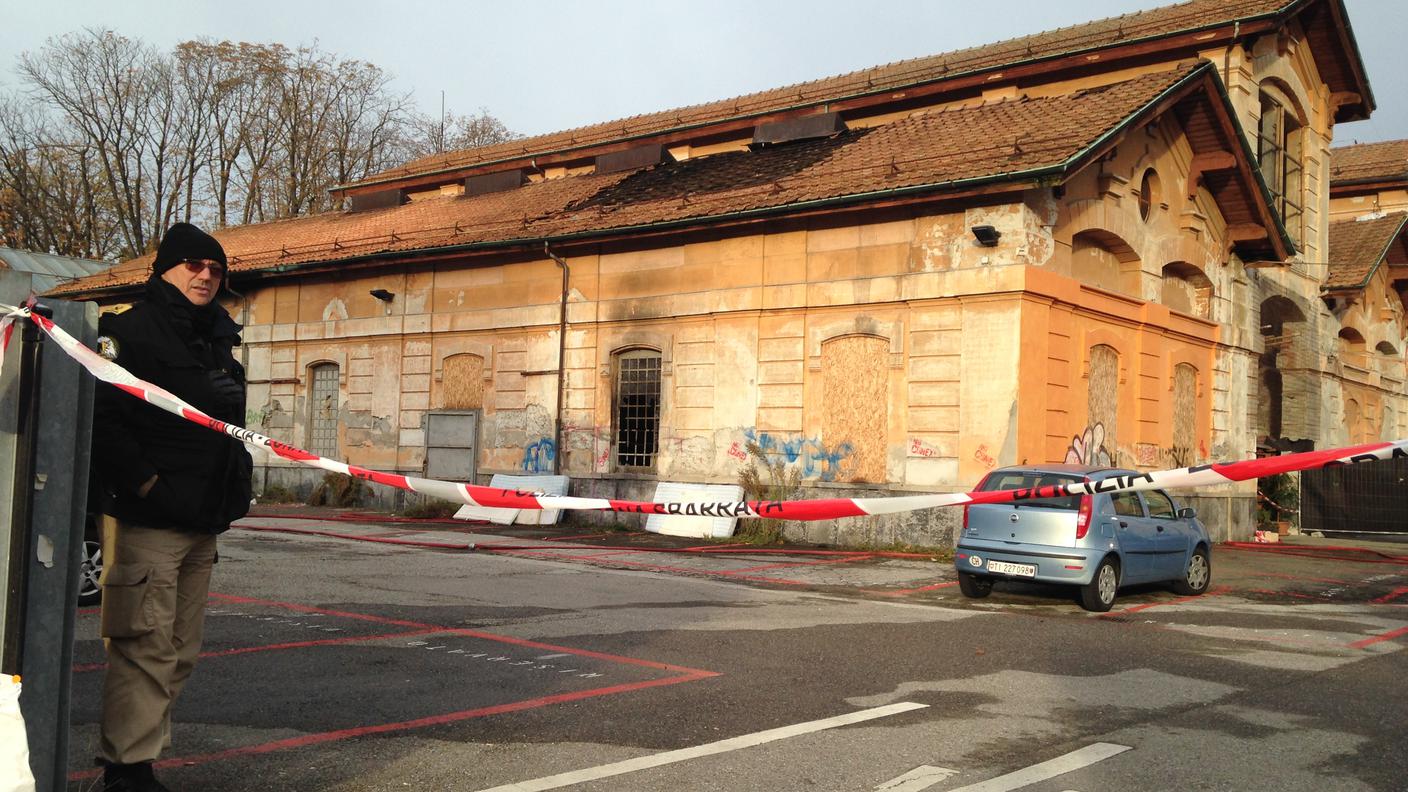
[58,0,1400,544]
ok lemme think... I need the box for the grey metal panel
[426,447,476,481]
[426,412,477,448]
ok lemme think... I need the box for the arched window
[1072,229,1141,298]
[1257,88,1304,244]
[1159,262,1213,318]
[308,362,341,460]
[1338,327,1367,368]
[612,348,662,470]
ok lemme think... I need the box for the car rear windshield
[978,471,1084,511]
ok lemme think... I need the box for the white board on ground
[644,482,744,538]
[454,474,569,525]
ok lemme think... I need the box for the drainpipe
[544,242,569,475]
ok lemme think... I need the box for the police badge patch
[97,336,120,361]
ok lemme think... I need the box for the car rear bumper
[955,541,1109,585]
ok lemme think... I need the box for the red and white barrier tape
[4,302,1407,521]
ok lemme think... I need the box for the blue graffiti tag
[522,438,556,473]
[743,429,853,482]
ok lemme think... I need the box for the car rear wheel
[1172,546,1211,596]
[1078,557,1119,612]
[957,572,994,599]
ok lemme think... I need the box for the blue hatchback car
[954,464,1213,611]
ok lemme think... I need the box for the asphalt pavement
[64,507,1408,791]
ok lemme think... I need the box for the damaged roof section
[345,0,1371,193]
[1325,212,1408,291]
[54,62,1288,296]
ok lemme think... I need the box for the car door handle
[1156,525,1165,532]
[1118,521,1129,528]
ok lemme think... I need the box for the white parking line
[875,764,961,791]
[945,743,1131,792]
[473,702,929,792]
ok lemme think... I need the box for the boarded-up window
[614,349,661,469]
[822,335,887,483]
[443,353,485,409]
[308,363,340,460]
[1088,345,1118,456]
[1173,363,1196,458]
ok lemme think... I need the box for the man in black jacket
[91,223,253,792]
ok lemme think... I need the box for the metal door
[425,411,478,482]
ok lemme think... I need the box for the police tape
[4,302,1408,521]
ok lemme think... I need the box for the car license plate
[987,560,1036,577]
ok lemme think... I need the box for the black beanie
[153,222,227,276]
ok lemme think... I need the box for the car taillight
[1075,494,1093,539]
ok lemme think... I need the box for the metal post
[0,306,43,675]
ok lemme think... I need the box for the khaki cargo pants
[98,516,217,765]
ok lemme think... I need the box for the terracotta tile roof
[355,0,1291,190]
[1330,139,1408,187]
[55,64,1222,296]
[1325,212,1408,290]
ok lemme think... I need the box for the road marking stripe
[473,702,929,792]
[875,764,961,791]
[944,742,1131,792]
[1349,624,1408,649]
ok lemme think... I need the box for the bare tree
[404,106,521,160]
[1,30,520,259]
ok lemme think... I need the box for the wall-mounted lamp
[369,288,395,302]
[970,225,1001,247]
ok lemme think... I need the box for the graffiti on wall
[1064,423,1113,466]
[744,429,853,482]
[521,437,556,473]
[973,443,997,469]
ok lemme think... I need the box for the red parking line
[502,548,809,586]
[70,671,717,780]
[1372,587,1408,604]
[1348,625,1408,650]
[726,556,864,574]
[1251,571,1350,585]
[873,581,960,597]
[1102,585,1232,616]
[72,628,444,674]
[1239,588,1319,600]
[207,592,716,674]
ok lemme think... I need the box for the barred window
[308,363,340,460]
[613,349,661,470]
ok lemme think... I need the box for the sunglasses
[181,259,226,278]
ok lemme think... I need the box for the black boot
[103,762,172,792]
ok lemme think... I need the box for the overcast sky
[2,0,1403,146]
